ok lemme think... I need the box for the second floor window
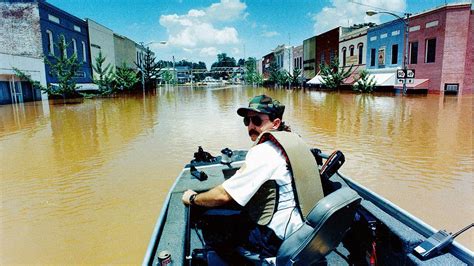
[72,39,77,57]
[425,38,436,63]
[358,43,363,64]
[370,48,376,66]
[46,30,54,55]
[410,42,418,64]
[82,41,87,62]
[342,47,347,66]
[391,44,398,64]
[349,45,354,56]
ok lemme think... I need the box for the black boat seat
[275,187,361,265]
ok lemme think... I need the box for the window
[82,41,87,62]
[74,25,81,32]
[320,53,325,65]
[62,38,67,58]
[391,44,398,64]
[425,38,436,63]
[46,30,54,55]
[349,45,354,56]
[358,43,363,64]
[370,48,376,66]
[410,42,418,64]
[342,47,347,66]
[72,39,77,56]
[48,14,59,23]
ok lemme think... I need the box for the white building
[87,19,116,78]
[339,26,369,85]
[273,44,293,74]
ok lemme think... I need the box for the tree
[319,57,353,89]
[135,47,162,90]
[353,69,376,93]
[160,69,174,84]
[288,68,302,87]
[267,59,287,87]
[44,34,82,98]
[92,51,114,95]
[114,62,139,91]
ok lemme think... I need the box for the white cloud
[312,0,406,34]
[158,0,247,67]
[261,31,279,38]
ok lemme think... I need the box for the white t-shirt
[222,141,303,240]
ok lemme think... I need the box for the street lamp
[366,10,411,94]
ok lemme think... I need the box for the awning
[368,72,396,86]
[394,79,429,89]
[343,66,361,85]
[307,75,324,85]
[76,83,99,91]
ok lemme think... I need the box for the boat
[143,147,473,265]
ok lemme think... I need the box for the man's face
[244,111,280,141]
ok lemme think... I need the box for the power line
[348,0,405,15]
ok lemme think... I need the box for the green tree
[44,34,82,98]
[135,47,162,90]
[288,68,302,87]
[353,69,376,93]
[319,57,353,89]
[160,69,174,84]
[114,62,139,91]
[92,51,114,95]
[244,57,257,85]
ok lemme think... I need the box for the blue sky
[48,0,465,68]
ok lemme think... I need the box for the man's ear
[272,118,281,129]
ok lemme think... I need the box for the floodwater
[0,86,472,264]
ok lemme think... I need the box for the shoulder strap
[257,131,324,218]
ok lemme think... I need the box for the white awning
[368,73,396,86]
[307,75,325,85]
[76,83,99,91]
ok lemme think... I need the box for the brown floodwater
[0,86,472,264]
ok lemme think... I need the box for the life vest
[243,131,325,225]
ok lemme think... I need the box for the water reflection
[0,87,472,264]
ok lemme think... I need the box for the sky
[48,0,466,69]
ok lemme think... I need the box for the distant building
[87,19,116,79]
[273,44,293,74]
[38,0,94,88]
[303,36,316,79]
[262,52,274,80]
[402,3,473,94]
[292,45,303,72]
[0,1,46,104]
[176,66,191,83]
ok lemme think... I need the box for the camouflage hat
[237,94,285,118]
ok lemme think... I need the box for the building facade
[273,44,293,75]
[0,1,46,104]
[366,20,405,70]
[315,27,341,73]
[113,33,137,69]
[293,45,303,71]
[339,26,369,85]
[303,36,316,79]
[38,0,93,85]
[87,19,116,79]
[406,3,473,94]
[262,52,274,80]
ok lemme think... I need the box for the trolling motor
[220,148,233,165]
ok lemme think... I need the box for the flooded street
[1,86,472,264]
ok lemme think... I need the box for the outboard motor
[220,148,233,165]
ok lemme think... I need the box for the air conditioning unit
[444,83,459,92]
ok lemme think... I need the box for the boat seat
[275,187,362,265]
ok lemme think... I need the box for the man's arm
[182,185,233,207]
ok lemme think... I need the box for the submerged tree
[319,57,353,89]
[44,34,82,97]
[353,69,376,93]
[92,51,114,95]
[114,62,139,91]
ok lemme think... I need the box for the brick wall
[0,3,42,57]
[462,12,473,94]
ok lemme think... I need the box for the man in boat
[182,95,316,261]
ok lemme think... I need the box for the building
[339,26,369,85]
[38,0,94,89]
[87,19,116,79]
[303,36,316,79]
[273,44,293,74]
[315,27,341,73]
[0,1,47,104]
[402,3,473,94]
[113,33,138,69]
[176,66,191,83]
[292,44,303,71]
[366,19,406,88]
[262,52,274,80]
